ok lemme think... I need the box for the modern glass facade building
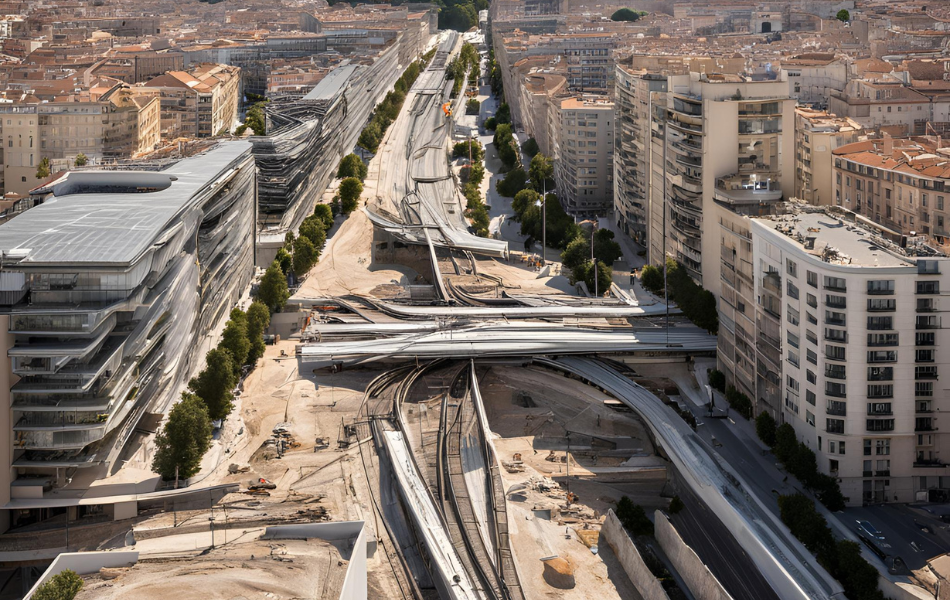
[0,142,256,484]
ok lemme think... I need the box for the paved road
[547,357,843,600]
[671,484,781,600]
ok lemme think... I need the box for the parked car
[857,520,885,540]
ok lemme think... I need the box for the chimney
[882,135,894,156]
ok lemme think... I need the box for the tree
[466,98,480,115]
[707,368,726,392]
[756,411,777,448]
[528,153,554,192]
[640,264,664,294]
[358,121,382,153]
[574,260,612,295]
[616,495,654,536]
[484,116,497,130]
[151,393,212,481]
[219,315,250,373]
[337,153,367,181]
[245,102,267,136]
[339,177,363,215]
[74,153,88,167]
[188,349,237,421]
[496,103,511,125]
[593,229,623,265]
[668,495,684,515]
[292,235,318,276]
[32,569,83,600]
[511,188,540,218]
[299,215,327,250]
[275,247,292,275]
[35,157,50,180]
[561,236,590,270]
[522,138,540,158]
[313,203,334,230]
[258,261,289,312]
[611,8,644,21]
[774,423,798,464]
[496,167,528,197]
[494,123,518,169]
[836,541,886,600]
[836,9,850,22]
[246,300,271,364]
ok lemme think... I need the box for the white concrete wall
[600,509,671,600]
[24,551,140,600]
[262,521,368,600]
[654,511,733,600]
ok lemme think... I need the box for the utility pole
[591,224,598,297]
[542,179,546,264]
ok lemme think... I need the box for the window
[867,316,893,330]
[867,385,893,399]
[917,332,935,346]
[825,294,846,308]
[824,276,846,291]
[806,410,815,427]
[827,399,846,415]
[917,382,934,398]
[826,381,847,398]
[825,311,846,326]
[807,271,818,288]
[917,349,935,363]
[875,439,891,455]
[786,259,798,278]
[787,348,800,367]
[806,330,818,345]
[787,306,800,326]
[917,281,940,294]
[867,280,894,294]
[807,349,818,365]
[839,442,846,455]
[868,298,896,311]
[807,293,817,308]
[826,419,844,434]
[786,375,800,392]
[825,328,847,342]
[807,312,818,325]
[868,333,899,346]
[826,345,846,361]
[826,364,846,379]
[806,391,817,406]
[867,350,897,363]
[787,280,799,299]
[867,419,895,432]
[868,366,893,381]
[787,331,800,349]
[916,366,938,379]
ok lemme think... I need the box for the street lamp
[591,221,598,297]
[537,179,547,264]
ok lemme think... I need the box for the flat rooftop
[754,210,914,268]
[74,536,346,600]
[0,142,252,267]
[302,62,358,101]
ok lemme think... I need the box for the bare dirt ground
[479,364,670,600]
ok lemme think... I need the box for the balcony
[714,174,782,205]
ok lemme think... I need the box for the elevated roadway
[366,31,508,258]
[297,322,716,369]
[538,357,845,600]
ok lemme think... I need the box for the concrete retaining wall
[655,510,733,600]
[24,551,139,599]
[600,509,671,600]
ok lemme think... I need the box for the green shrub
[756,411,777,447]
[32,569,84,600]
[708,368,726,392]
[496,167,527,197]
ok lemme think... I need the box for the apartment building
[631,71,795,295]
[731,204,950,505]
[0,86,161,195]
[0,142,256,530]
[145,63,241,138]
[794,107,862,206]
[552,97,614,214]
[781,53,847,105]
[614,66,667,247]
[829,80,931,133]
[832,137,950,248]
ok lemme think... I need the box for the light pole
[537,180,547,264]
[591,222,598,297]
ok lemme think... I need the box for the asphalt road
[671,484,781,600]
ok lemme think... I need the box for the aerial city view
[1,0,950,599]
